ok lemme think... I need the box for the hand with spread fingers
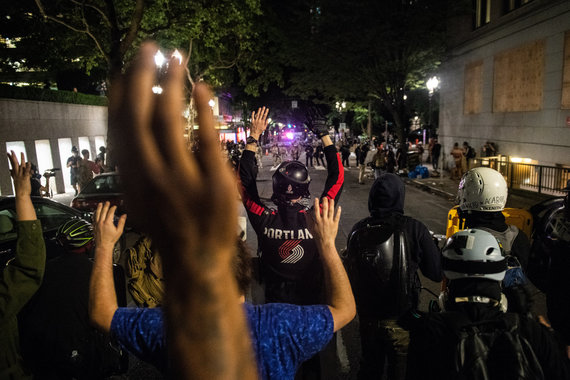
[107,43,256,380]
[250,106,269,139]
[93,202,126,253]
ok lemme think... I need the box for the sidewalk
[404,162,555,210]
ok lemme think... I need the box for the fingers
[117,43,162,175]
[116,214,127,234]
[334,206,342,225]
[193,83,219,171]
[154,53,187,164]
[313,197,322,222]
[94,203,103,224]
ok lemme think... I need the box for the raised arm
[89,202,127,332]
[245,107,269,153]
[306,197,356,332]
[108,43,257,380]
[0,152,45,321]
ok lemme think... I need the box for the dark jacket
[0,221,45,379]
[406,280,570,380]
[464,211,531,270]
[348,174,442,313]
[239,145,344,304]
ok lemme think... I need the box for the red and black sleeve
[320,145,344,203]
[238,150,272,232]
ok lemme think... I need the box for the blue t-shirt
[110,302,333,379]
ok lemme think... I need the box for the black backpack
[442,312,544,380]
[344,216,412,318]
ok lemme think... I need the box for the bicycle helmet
[271,161,311,204]
[442,229,507,281]
[457,167,508,212]
[56,218,94,249]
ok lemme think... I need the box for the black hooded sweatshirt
[349,173,442,312]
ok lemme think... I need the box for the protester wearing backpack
[463,141,476,170]
[345,173,442,380]
[406,229,570,380]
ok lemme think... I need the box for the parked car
[0,196,86,268]
[71,172,125,214]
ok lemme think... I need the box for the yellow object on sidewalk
[445,206,533,239]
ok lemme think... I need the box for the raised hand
[306,197,341,250]
[250,106,269,138]
[7,151,31,197]
[107,42,256,380]
[93,202,126,252]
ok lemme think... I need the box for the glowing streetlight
[154,51,166,67]
[426,76,440,94]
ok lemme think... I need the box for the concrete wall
[0,98,107,195]
[439,1,570,168]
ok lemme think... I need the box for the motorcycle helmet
[442,229,507,282]
[56,218,94,249]
[457,167,508,212]
[271,161,311,204]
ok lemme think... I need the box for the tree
[261,0,449,145]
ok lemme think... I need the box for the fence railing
[472,156,570,196]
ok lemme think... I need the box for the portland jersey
[239,145,344,304]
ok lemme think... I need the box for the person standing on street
[239,107,344,305]
[356,142,370,184]
[346,173,442,379]
[431,138,441,172]
[305,143,314,168]
[406,229,570,380]
[67,146,81,195]
[450,142,464,180]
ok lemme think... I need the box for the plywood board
[464,60,484,114]
[561,31,570,109]
[493,40,544,112]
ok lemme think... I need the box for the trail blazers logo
[279,240,304,264]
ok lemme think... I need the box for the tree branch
[34,0,109,64]
[185,39,195,87]
[120,0,145,56]
[70,0,111,27]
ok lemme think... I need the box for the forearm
[318,241,356,332]
[162,244,257,379]
[89,244,118,333]
[16,195,37,221]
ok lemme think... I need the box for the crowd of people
[1,43,569,380]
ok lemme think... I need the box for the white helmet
[457,167,508,212]
[442,229,506,282]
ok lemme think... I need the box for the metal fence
[472,156,570,196]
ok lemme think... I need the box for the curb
[403,178,457,201]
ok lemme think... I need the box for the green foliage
[0,84,108,106]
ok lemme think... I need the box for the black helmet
[56,218,94,249]
[272,161,311,203]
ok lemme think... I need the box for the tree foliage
[261,0,449,141]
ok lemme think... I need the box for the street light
[426,76,440,130]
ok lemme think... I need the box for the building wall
[439,0,570,168]
[0,98,107,195]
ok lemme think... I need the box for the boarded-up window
[464,61,484,114]
[493,40,544,112]
[561,31,570,109]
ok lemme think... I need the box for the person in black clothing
[340,144,351,167]
[406,229,570,380]
[385,149,396,173]
[355,143,370,184]
[239,107,344,305]
[305,144,314,168]
[348,173,442,379]
[29,164,46,197]
[431,139,441,171]
[315,143,326,168]
[66,147,81,195]
[19,218,126,379]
